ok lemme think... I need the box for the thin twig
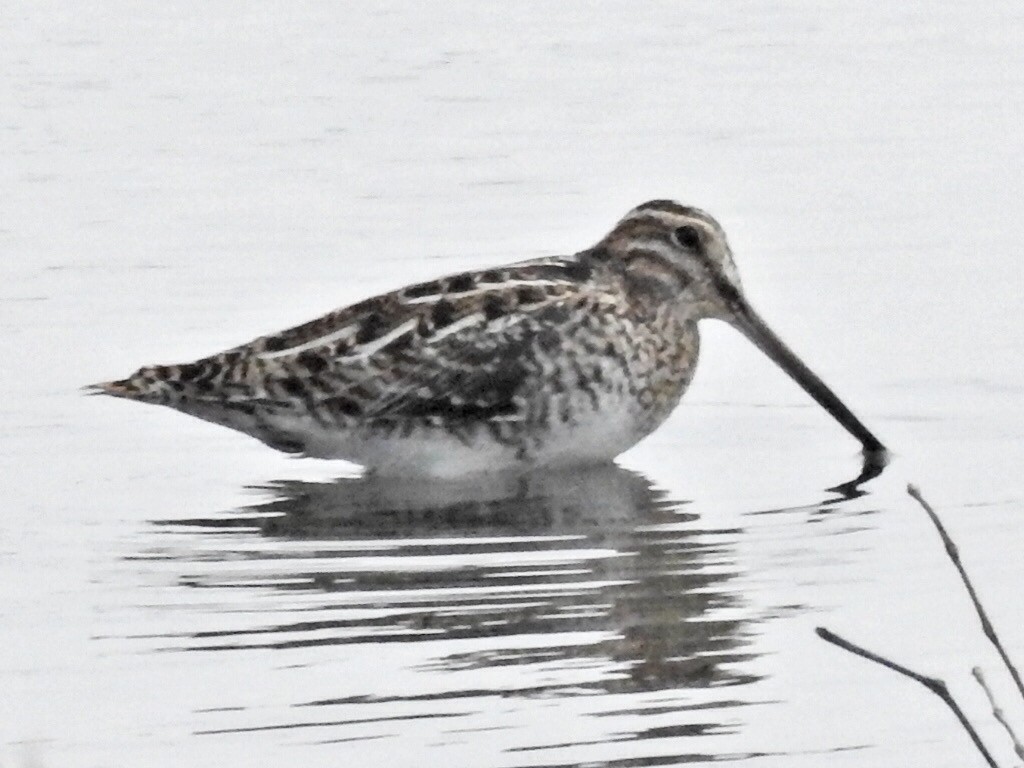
[817,626,999,768]
[973,666,1024,762]
[907,484,1024,705]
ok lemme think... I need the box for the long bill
[726,296,888,464]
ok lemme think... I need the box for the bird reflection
[156,465,757,695]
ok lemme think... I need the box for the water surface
[3,3,1024,767]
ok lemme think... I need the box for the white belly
[273,402,655,478]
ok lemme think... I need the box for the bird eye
[674,225,701,249]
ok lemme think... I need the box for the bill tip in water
[864,442,888,466]
[862,443,889,474]
[828,442,889,497]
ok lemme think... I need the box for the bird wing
[243,253,616,424]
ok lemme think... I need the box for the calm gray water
[3,3,1024,767]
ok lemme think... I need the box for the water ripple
[141,466,762,752]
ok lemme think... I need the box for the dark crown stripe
[630,200,717,228]
[635,199,693,215]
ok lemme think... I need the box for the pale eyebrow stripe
[622,209,683,228]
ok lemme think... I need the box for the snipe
[89,200,887,478]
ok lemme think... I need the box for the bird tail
[84,365,181,402]
[85,360,308,455]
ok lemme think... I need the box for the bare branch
[817,626,1000,768]
[973,666,1024,762]
[907,484,1024,705]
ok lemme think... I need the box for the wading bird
[90,201,887,479]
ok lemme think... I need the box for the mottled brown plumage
[90,200,886,477]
